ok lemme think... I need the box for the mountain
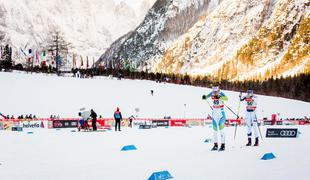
[98,0,309,80]
[0,0,155,63]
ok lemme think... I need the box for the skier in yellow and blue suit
[202,86,228,151]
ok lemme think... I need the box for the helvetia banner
[22,121,44,128]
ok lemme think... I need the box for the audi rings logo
[266,128,298,138]
[280,130,296,137]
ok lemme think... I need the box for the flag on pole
[28,49,33,63]
[93,57,95,68]
[57,55,62,66]
[73,54,76,68]
[0,46,2,60]
[86,56,89,69]
[51,51,55,65]
[80,56,83,68]
[36,50,40,65]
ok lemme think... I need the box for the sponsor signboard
[139,125,152,129]
[170,120,186,127]
[266,128,298,138]
[152,120,169,127]
[12,127,23,131]
[22,121,44,128]
[188,120,203,127]
[276,121,283,125]
[264,120,273,125]
[133,121,148,126]
[53,120,78,128]
[3,121,13,131]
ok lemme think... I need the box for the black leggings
[115,119,121,131]
[92,119,97,131]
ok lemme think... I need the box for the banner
[133,120,148,126]
[53,120,78,128]
[139,125,153,129]
[187,120,204,127]
[266,128,298,138]
[170,120,186,127]
[22,121,44,128]
[264,121,273,125]
[3,121,13,130]
[152,120,169,127]
[12,127,23,131]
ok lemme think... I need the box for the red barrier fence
[0,117,309,131]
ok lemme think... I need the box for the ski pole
[206,99,214,111]
[255,115,263,140]
[224,103,239,118]
[234,92,242,140]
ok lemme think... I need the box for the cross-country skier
[240,89,259,146]
[202,86,228,151]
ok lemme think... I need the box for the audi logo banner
[266,128,298,138]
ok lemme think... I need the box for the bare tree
[46,30,71,74]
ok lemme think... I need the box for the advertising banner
[152,120,169,127]
[22,121,44,128]
[53,120,78,128]
[3,121,13,131]
[266,128,298,138]
[170,120,186,127]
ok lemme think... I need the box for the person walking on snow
[114,107,122,131]
[202,86,228,151]
[240,89,259,146]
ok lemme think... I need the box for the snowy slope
[0,72,309,119]
[0,0,155,62]
[0,126,309,180]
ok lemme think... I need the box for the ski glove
[202,95,207,100]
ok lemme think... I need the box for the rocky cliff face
[99,0,309,80]
[98,0,216,69]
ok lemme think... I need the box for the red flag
[36,51,40,65]
[51,51,55,65]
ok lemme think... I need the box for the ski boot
[211,143,218,151]
[246,138,252,146]
[219,144,225,151]
[253,137,259,146]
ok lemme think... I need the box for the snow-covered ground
[0,72,310,180]
[0,72,309,119]
[0,126,309,180]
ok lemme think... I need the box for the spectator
[114,107,122,131]
[129,115,135,128]
[90,109,97,131]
